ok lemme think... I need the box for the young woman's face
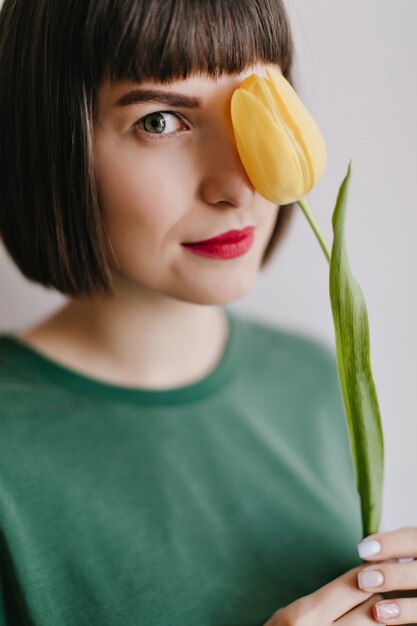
[93,63,282,305]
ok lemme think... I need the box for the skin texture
[19,64,280,388]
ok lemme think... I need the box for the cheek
[259,200,280,236]
[94,138,188,240]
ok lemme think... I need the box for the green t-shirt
[0,310,362,626]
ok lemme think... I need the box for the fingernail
[358,569,384,589]
[357,539,382,558]
[375,602,400,620]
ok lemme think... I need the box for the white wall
[1,0,416,531]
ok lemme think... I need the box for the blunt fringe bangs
[0,0,295,296]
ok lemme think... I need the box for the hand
[263,564,383,625]
[356,526,417,625]
[263,526,417,626]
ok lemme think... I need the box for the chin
[171,265,259,306]
[112,247,264,304]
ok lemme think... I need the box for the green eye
[143,112,167,134]
[139,111,185,135]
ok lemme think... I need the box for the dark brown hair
[0,0,295,296]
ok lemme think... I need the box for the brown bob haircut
[0,0,295,297]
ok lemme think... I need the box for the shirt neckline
[0,309,238,406]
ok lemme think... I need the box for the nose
[198,121,256,210]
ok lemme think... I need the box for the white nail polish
[376,602,400,620]
[358,569,384,589]
[357,539,382,558]
[397,557,414,563]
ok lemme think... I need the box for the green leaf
[329,162,384,537]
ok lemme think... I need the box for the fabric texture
[0,310,362,626]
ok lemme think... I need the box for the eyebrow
[114,89,202,109]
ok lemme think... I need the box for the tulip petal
[238,74,258,91]
[265,67,327,189]
[244,76,312,192]
[231,89,306,204]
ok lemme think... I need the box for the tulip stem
[296,198,331,263]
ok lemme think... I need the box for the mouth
[181,226,255,260]
[183,226,255,245]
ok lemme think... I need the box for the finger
[308,565,374,622]
[335,594,384,624]
[357,527,417,562]
[357,560,417,593]
[264,568,378,626]
[373,597,417,624]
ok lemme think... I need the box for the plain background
[1,0,416,532]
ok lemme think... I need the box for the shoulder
[0,335,33,392]
[228,312,355,480]
[0,334,63,415]
[229,310,337,379]
[228,311,346,431]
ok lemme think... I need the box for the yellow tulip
[231,67,384,538]
[230,66,327,205]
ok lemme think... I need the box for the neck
[20,277,229,389]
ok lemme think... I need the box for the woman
[0,0,415,624]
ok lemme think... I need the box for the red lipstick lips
[181,226,255,260]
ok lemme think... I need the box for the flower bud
[230,66,327,204]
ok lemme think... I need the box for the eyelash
[133,110,190,141]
